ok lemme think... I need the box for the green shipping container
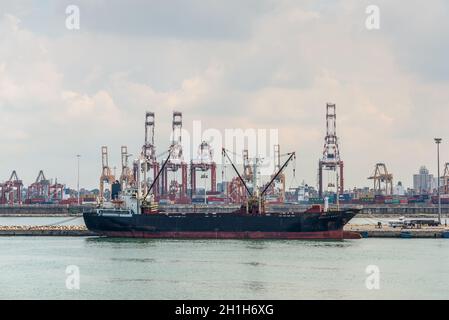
[385,199,400,204]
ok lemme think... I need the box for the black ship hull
[83,208,360,240]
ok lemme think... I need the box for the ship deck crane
[226,149,253,204]
[222,148,295,214]
[143,147,173,202]
[222,148,253,198]
[263,144,288,203]
[261,152,296,197]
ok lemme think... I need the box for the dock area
[0,225,96,236]
[345,224,449,238]
[0,205,87,217]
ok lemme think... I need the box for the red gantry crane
[49,178,64,202]
[0,170,23,205]
[263,144,288,204]
[160,111,188,203]
[226,149,253,204]
[190,141,217,199]
[27,170,51,203]
[139,112,160,198]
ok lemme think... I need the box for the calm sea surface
[1,231,449,299]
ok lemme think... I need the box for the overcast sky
[1,0,449,190]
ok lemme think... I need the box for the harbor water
[1,216,448,227]
[1,235,449,299]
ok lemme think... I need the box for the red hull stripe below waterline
[98,230,360,240]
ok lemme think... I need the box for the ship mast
[222,148,295,214]
[261,152,296,197]
[222,148,252,197]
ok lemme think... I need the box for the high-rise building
[393,181,405,196]
[413,166,435,194]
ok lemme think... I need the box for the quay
[0,205,87,217]
[345,225,449,239]
[0,225,96,236]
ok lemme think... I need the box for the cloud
[379,0,449,82]
[61,90,121,122]
[0,2,448,191]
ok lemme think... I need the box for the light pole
[434,138,442,225]
[76,154,81,205]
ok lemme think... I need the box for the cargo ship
[83,148,360,240]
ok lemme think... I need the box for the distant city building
[405,187,414,196]
[413,166,435,194]
[352,187,371,199]
[393,181,405,196]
